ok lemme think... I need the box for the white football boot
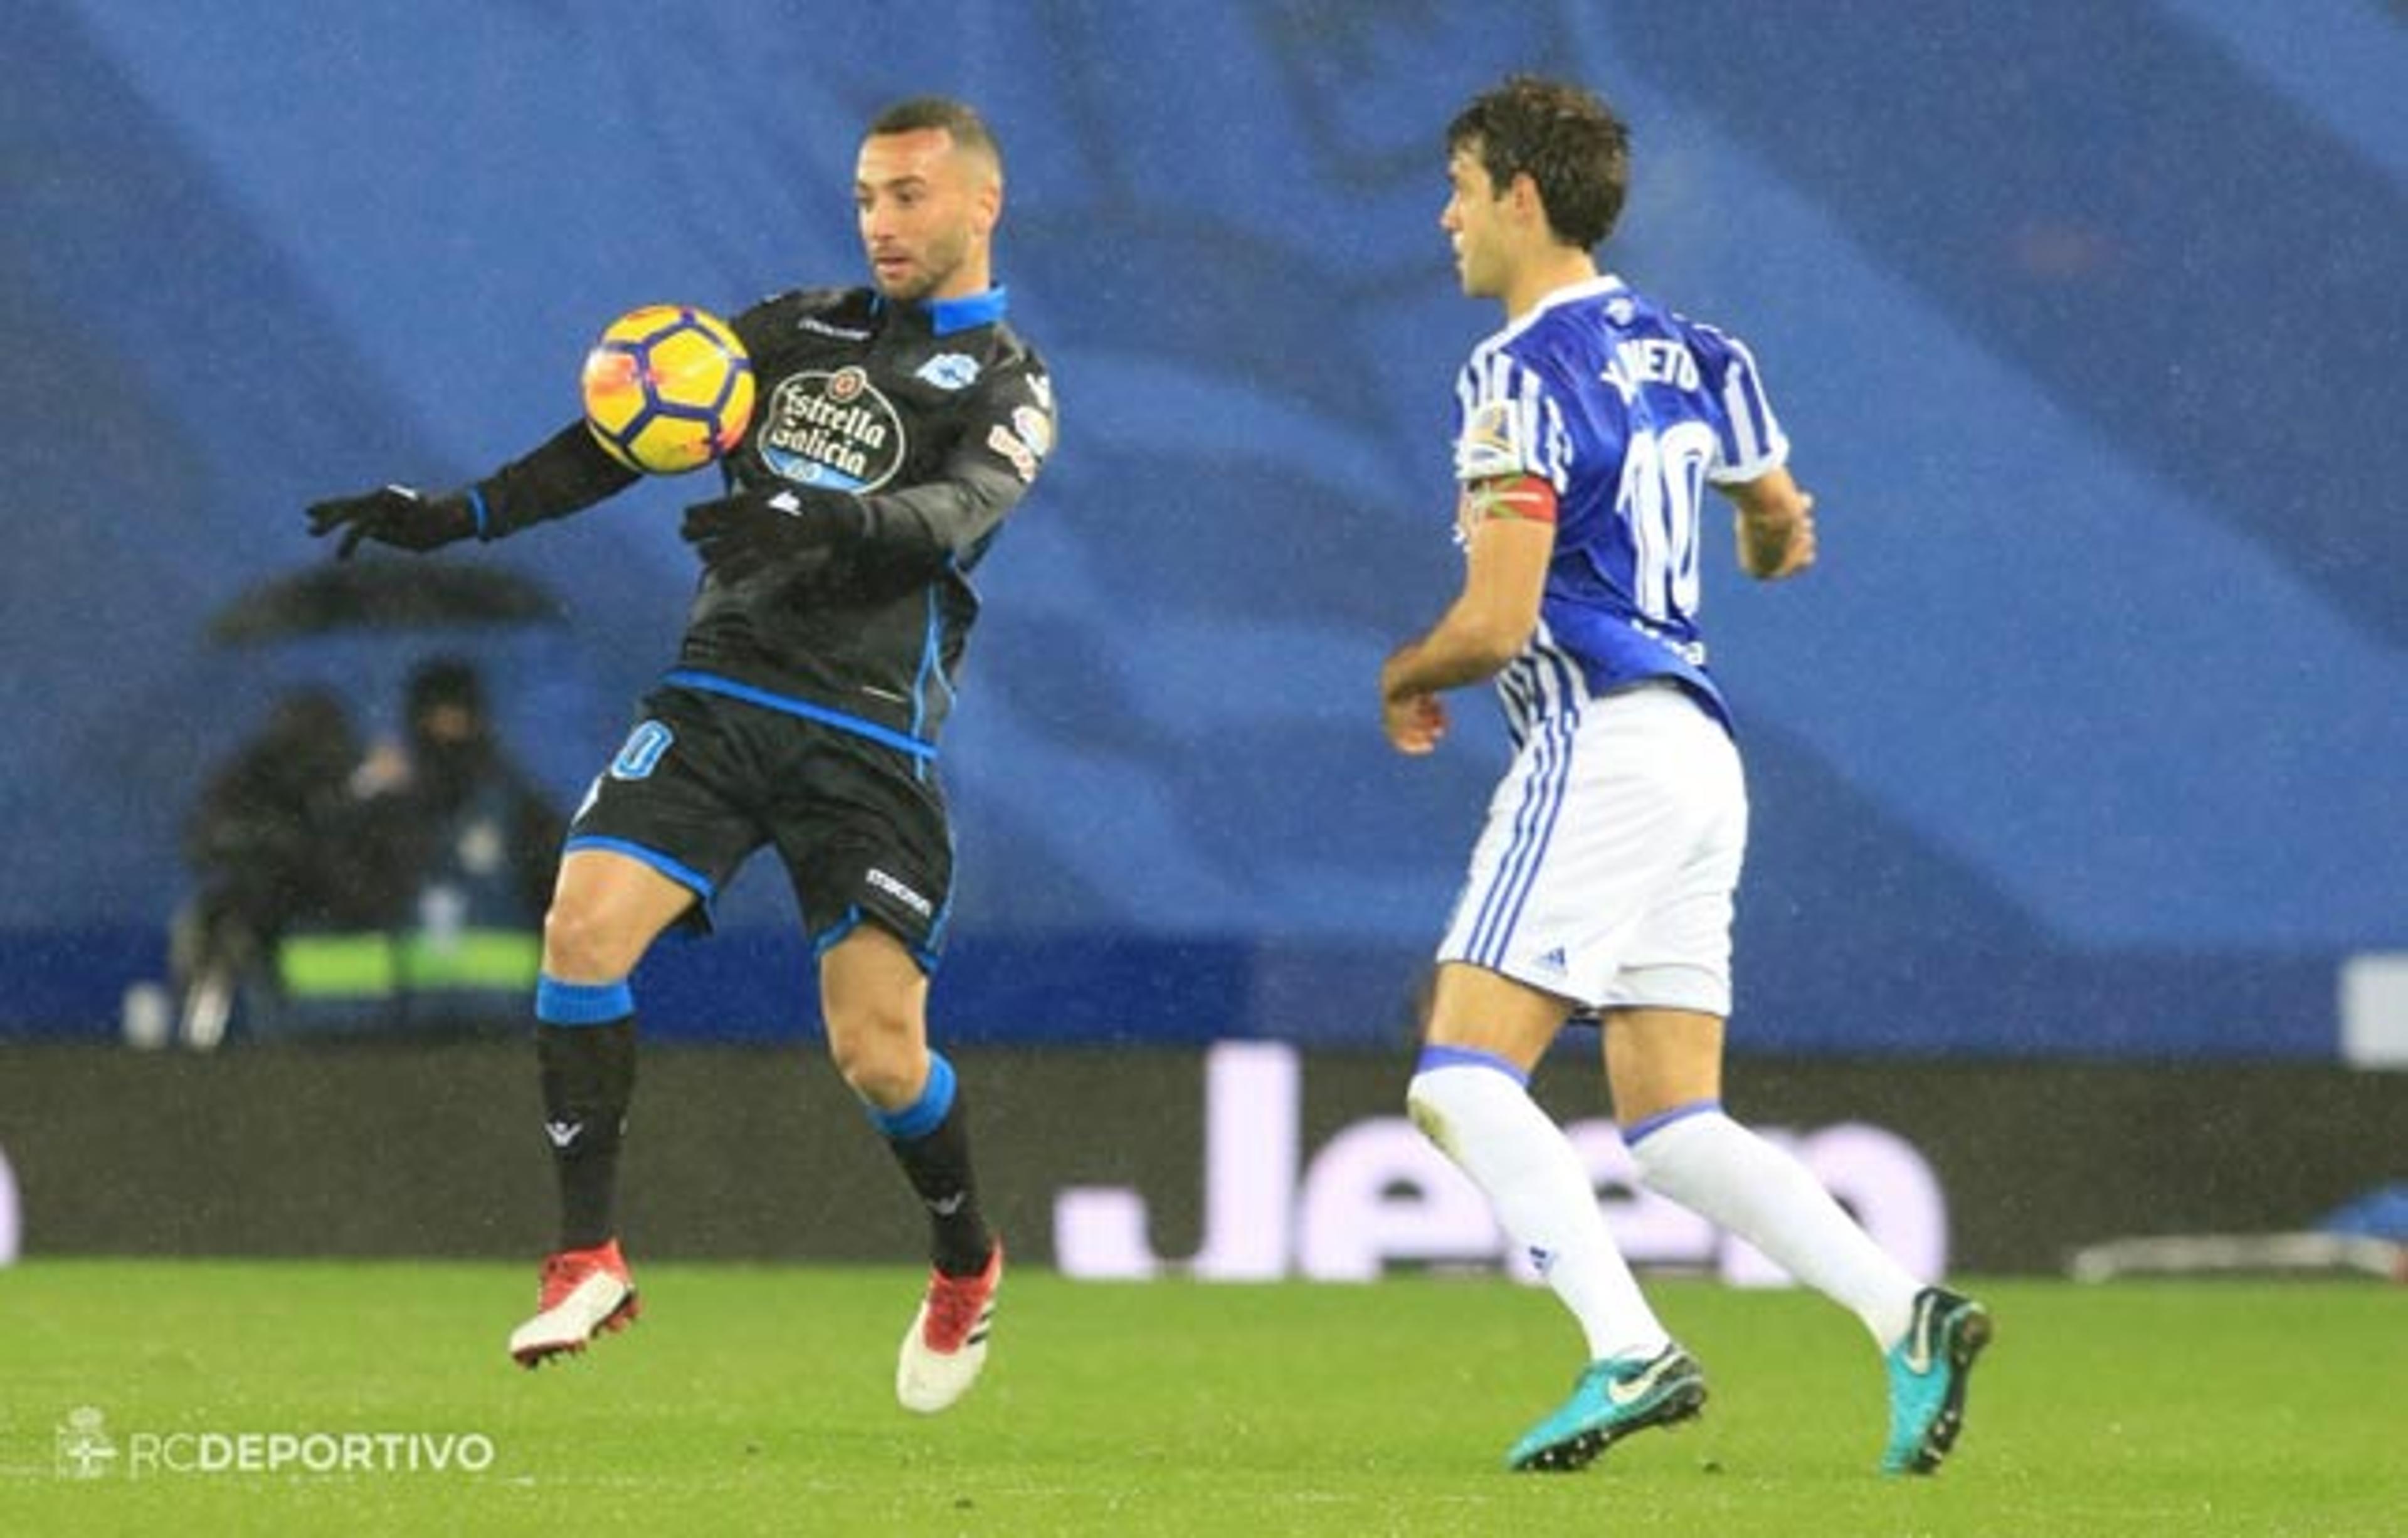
[508,1238,639,1367]
[895,1240,1003,1413]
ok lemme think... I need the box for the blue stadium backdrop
[3,0,2402,1057]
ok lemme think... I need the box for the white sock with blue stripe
[1625,1101,1919,1348]
[1408,1047,1668,1364]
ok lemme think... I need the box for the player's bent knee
[824,1002,928,1109]
[830,1036,927,1110]
[542,898,643,982]
[542,849,694,979]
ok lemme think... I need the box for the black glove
[680,487,867,581]
[305,485,477,559]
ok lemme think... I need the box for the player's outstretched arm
[305,485,478,559]
[1726,468,1817,581]
[307,422,641,559]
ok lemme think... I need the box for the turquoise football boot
[1881,1286,1993,1474]
[1506,1344,1707,1472]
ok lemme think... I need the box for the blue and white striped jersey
[1452,273,1787,740]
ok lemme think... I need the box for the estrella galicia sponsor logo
[760,366,907,491]
[914,352,981,390]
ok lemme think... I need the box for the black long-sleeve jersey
[466,285,1053,758]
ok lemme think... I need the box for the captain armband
[1460,475,1560,526]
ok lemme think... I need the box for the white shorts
[1435,682,1746,1016]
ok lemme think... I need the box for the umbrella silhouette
[208,561,565,644]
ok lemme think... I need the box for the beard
[871,227,974,302]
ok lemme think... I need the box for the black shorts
[564,684,954,968]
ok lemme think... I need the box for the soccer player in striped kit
[1381,75,1989,1475]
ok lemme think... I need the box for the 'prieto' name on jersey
[1450,274,1787,741]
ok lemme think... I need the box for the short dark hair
[1447,75,1630,250]
[867,96,1001,170]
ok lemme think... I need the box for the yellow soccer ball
[580,305,756,475]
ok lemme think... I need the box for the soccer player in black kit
[307,97,1052,1413]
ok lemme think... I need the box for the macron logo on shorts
[866,867,933,918]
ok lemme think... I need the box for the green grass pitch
[1,1262,2400,1535]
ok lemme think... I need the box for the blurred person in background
[337,656,564,1034]
[171,686,366,1046]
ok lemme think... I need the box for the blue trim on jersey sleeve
[662,669,937,760]
[466,485,491,541]
[1411,1044,1531,1086]
[1621,1098,1724,1146]
[535,974,635,1026]
[867,1051,958,1140]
